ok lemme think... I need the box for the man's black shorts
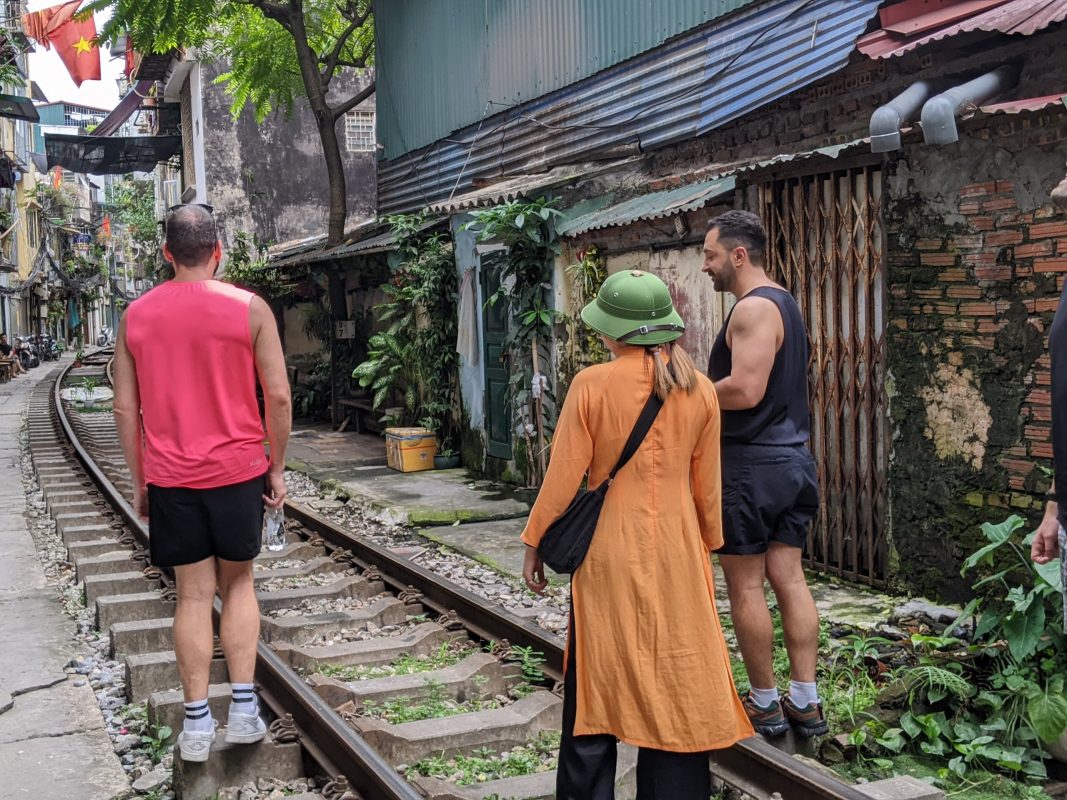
[147,473,266,567]
[716,444,819,556]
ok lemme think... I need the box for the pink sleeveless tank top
[124,279,268,489]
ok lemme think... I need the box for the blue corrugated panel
[378,0,882,216]
[376,0,761,160]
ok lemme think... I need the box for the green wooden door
[481,252,512,460]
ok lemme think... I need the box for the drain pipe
[920,65,1018,145]
[870,80,937,153]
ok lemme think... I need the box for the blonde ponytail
[646,343,697,401]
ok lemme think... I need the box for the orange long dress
[521,349,754,752]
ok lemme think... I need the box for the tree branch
[247,0,294,25]
[331,81,375,121]
[318,13,367,86]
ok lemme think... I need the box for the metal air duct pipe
[869,80,937,153]
[920,65,1018,146]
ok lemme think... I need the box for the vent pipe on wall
[920,65,1019,146]
[870,80,937,153]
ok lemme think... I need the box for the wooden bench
[337,395,377,433]
[0,357,14,382]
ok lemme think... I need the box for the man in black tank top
[703,211,827,738]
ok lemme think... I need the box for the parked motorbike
[96,327,113,347]
[14,337,38,369]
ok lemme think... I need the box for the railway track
[38,353,903,800]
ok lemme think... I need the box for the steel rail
[83,353,873,800]
[286,505,874,800]
[54,361,423,800]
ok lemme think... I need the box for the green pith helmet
[580,270,685,345]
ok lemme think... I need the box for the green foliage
[315,643,472,681]
[222,231,290,298]
[108,178,158,263]
[504,645,546,697]
[465,197,563,485]
[140,723,173,764]
[360,677,500,724]
[79,376,100,405]
[847,514,1067,786]
[353,214,459,440]
[0,26,25,89]
[90,0,373,123]
[406,730,561,785]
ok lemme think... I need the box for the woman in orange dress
[521,270,753,799]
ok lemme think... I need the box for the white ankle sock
[789,680,819,707]
[183,699,214,734]
[749,686,780,707]
[230,683,259,717]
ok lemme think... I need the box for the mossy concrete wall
[884,110,1067,600]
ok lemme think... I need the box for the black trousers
[556,616,712,800]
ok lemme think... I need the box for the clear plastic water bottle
[263,506,286,552]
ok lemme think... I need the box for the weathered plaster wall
[451,215,487,470]
[884,110,1067,600]
[201,61,377,251]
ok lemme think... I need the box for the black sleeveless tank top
[708,286,811,446]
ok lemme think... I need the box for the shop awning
[0,92,39,123]
[44,133,182,175]
[556,176,736,237]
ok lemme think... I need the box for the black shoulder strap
[608,391,664,482]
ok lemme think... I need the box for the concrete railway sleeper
[34,356,932,800]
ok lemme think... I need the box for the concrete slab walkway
[0,362,128,800]
[286,426,907,629]
[287,424,532,525]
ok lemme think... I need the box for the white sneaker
[177,727,216,762]
[225,710,267,744]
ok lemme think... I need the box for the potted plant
[434,449,461,470]
[80,376,98,408]
[73,348,85,368]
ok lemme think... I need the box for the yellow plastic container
[385,427,438,473]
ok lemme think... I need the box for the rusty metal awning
[556,175,736,237]
[427,159,641,216]
[976,93,1067,115]
[858,0,1067,59]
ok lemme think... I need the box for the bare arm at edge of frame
[1033,479,1060,564]
[712,295,782,411]
[251,295,292,509]
[112,316,148,518]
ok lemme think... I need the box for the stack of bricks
[891,178,1067,510]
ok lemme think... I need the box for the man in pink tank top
[113,204,292,763]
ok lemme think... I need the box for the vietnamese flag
[22,1,100,87]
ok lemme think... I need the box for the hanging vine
[558,245,610,398]
[465,196,562,487]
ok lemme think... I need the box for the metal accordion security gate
[758,164,889,586]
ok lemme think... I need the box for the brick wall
[883,110,1067,599]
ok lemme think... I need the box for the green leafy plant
[222,231,291,298]
[353,213,459,438]
[465,197,563,486]
[852,515,1067,786]
[559,246,610,397]
[360,677,501,724]
[406,730,561,785]
[140,723,173,764]
[315,643,471,681]
[79,376,100,406]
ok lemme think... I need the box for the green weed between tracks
[314,642,473,682]
[406,730,561,785]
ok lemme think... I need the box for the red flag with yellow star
[22,1,100,87]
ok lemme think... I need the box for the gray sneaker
[225,710,267,744]
[177,727,216,762]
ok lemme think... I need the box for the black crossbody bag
[537,391,664,574]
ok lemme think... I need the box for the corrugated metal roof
[857,0,1067,59]
[269,217,447,269]
[557,175,736,237]
[376,0,762,160]
[976,93,1067,114]
[427,158,641,215]
[378,0,884,215]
